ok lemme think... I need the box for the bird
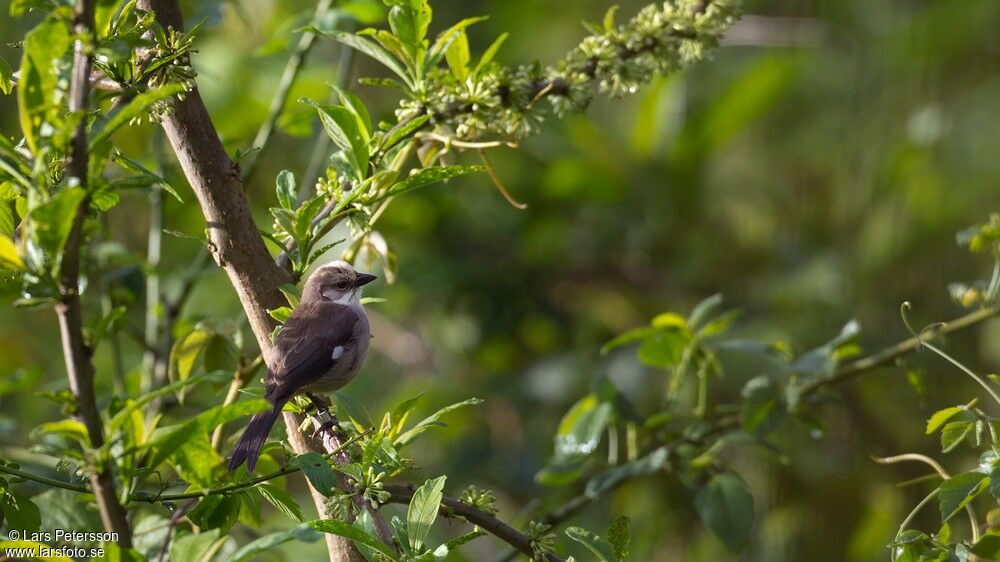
[227,260,377,473]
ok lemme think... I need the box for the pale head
[302,260,377,305]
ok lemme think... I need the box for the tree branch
[53,0,132,547]
[799,306,999,396]
[384,484,565,562]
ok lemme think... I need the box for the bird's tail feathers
[227,402,284,473]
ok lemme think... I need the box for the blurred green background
[1,0,999,560]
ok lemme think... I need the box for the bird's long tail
[228,401,284,473]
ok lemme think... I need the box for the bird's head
[302,260,377,305]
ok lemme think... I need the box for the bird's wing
[265,301,360,402]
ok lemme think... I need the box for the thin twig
[799,306,999,396]
[384,484,565,562]
[156,499,197,562]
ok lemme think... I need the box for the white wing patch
[331,345,345,361]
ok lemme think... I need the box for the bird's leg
[306,393,340,439]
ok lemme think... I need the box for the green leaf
[268,306,293,323]
[169,529,227,562]
[474,32,508,75]
[336,391,374,429]
[585,447,667,497]
[149,400,268,482]
[926,405,968,434]
[257,483,306,522]
[694,472,755,552]
[1,490,41,532]
[18,19,70,154]
[170,328,212,383]
[444,30,470,81]
[202,334,237,373]
[224,522,321,562]
[603,5,619,31]
[276,170,298,210]
[637,331,689,369]
[290,452,339,497]
[310,519,398,559]
[89,83,185,148]
[407,475,446,551]
[601,326,659,355]
[740,375,785,435]
[329,84,372,135]
[429,16,488,64]
[565,527,615,561]
[107,371,228,433]
[607,516,631,562]
[384,165,483,198]
[94,0,120,37]
[0,235,24,270]
[388,1,432,58]
[304,100,369,179]
[940,421,974,453]
[167,433,221,487]
[380,113,429,151]
[938,471,988,523]
[971,532,1000,559]
[34,418,91,447]
[188,494,241,533]
[554,394,612,458]
[395,397,482,447]
[0,56,12,95]
[30,187,86,274]
[315,30,413,89]
[687,294,724,330]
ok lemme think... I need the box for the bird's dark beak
[354,273,377,287]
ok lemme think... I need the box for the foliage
[0,0,996,560]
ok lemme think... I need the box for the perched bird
[228,261,376,472]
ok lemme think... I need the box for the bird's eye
[337,281,349,290]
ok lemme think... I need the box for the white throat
[325,288,363,308]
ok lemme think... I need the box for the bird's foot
[306,393,332,417]
[311,418,338,440]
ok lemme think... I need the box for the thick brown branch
[384,484,565,562]
[55,0,132,547]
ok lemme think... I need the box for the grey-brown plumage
[228,261,376,472]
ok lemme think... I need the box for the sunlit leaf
[384,165,483,199]
[938,472,988,523]
[17,19,70,154]
[395,397,482,447]
[407,475,446,551]
[276,170,298,210]
[257,483,306,522]
[169,529,227,562]
[0,235,24,270]
[89,83,185,148]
